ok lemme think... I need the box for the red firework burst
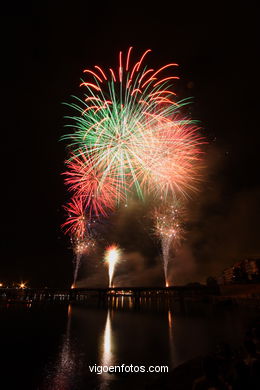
[63,151,125,217]
[61,197,86,239]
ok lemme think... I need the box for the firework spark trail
[71,236,95,288]
[104,245,121,288]
[61,197,96,287]
[71,253,81,289]
[154,202,184,286]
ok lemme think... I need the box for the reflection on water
[37,296,258,390]
[168,308,176,367]
[44,305,77,390]
[99,310,116,389]
[102,311,113,367]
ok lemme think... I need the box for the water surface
[0,298,257,389]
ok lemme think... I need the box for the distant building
[233,262,248,283]
[217,274,225,285]
[217,258,260,285]
[244,258,260,281]
[223,266,234,284]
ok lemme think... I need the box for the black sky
[0,1,259,287]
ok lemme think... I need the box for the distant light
[0,283,3,287]
[19,282,26,289]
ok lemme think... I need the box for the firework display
[61,48,204,287]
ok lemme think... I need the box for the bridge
[0,284,217,303]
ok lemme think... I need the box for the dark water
[0,298,258,389]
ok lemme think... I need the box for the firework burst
[72,235,95,255]
[62,48,204,203]
[62,197,86,239]
[63,151,125,216]
[137,117,204,199]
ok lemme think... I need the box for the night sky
[1,2,259,287]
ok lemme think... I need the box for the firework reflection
[44,305,76,390]
[99,310,116,389]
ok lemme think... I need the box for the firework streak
[104,245,121,288]
[70,235,95,288]
[153,202,184,286]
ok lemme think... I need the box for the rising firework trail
[104,245,121,288]
[154,202,184,287]
[70,235,95,288]
[62,197,87,287]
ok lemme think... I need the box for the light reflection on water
[99,310,116,389]
[168,308,176,367]
[102,311,113,367]
[43,305,77,390]
[39,296,257,390]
